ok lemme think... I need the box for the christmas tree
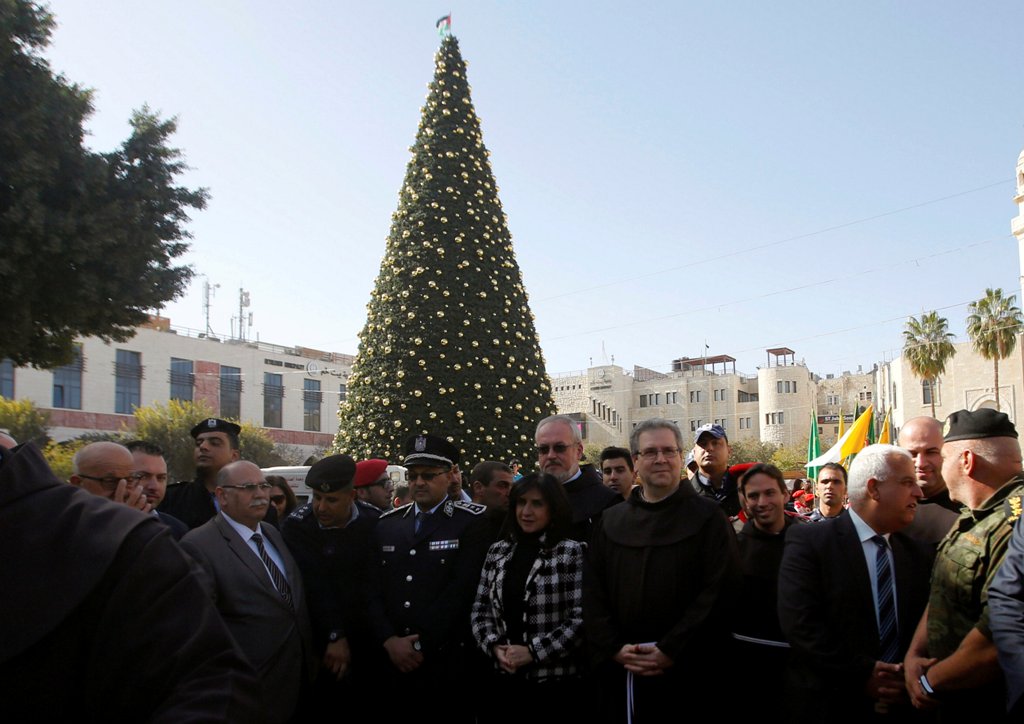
[334,34,556,467]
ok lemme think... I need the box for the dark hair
[819,462,848,484]
[266,475,298,515]
[125,439,164,457]
[738,463,787,496]
[600,445,634,471]
[471,460,512,487]
[501,472,572,546]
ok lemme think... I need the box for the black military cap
[306,454,357,493]
[943,408,1018,442]
[403,434,460,468]
[190,418,242,439]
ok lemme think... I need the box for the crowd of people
[2,409,1024,723]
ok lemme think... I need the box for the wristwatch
[919,672,939,698]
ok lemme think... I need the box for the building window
[834,426,839,435]
[52,345,83,409]
[653,393,660,405]
[778,411,785,425]
[264,372,284,428]
[220,366,242,419]
[303,378,322,432]
[339,383,347,403]
[114,350,142,414]
[818,426,823,435]
[690,420,697,432]
[777,381,783,393]
[922,381,935,406]
[826,394,838,406]
[169,358,194,402]
[639,395,648,408]
[892,383,897,408]
[0,358,13,398]
[690,390,701,403]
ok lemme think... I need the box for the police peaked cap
[306,454,357,493]
[190,418,242,439]
[403,434,460,468]
[943,408,1018,442]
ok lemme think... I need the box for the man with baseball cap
[367,433,490,723]
[903,408,1024,719]
[353,458,393,513]
[159,418,242,530]
[690,423,744,517]
[281,454,383,716]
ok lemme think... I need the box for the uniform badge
[1007,494,1023,523]
[207,418,217,428]
[444,499,455,517]
[942,418,951,437]
[415,436,427,451]
[381,545,395,552]
[317,482,331,492]
[429,539,459,551]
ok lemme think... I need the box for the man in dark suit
[181,460,314,724]
[535,414,620,542]
[126,440,188,539]
[778,444,933,723]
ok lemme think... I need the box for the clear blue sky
[44,0,1024,379]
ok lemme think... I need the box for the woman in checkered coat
[471,473,585,723]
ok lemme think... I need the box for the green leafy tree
[903,311,956,418]
[0,396,50,445]
[334,36,556,466]
[128,399,283,482]
[0,1,206,368]
[771,441,808,472]
[966,288,1024,411]
[729,438,779,465]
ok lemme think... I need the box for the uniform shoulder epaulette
[1004,490,1024,523]
[454,500,486,515]
[289,503,313,521]
[381,502,413,519]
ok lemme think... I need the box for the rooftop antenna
[202,276,220,337]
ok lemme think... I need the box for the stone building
[0,316,354,457]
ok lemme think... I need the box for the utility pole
[202,276,219,337]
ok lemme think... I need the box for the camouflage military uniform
[926,474,1024,718]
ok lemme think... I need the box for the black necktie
[415,511,429,533]
[252,532,293,611]
[872,535,900,662]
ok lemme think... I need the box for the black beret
[403,434,459,468]
[190,418,242,439]
[305,454,357,493]
[943,408,1018,442]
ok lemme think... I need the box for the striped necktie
[872,535,900,662]
[252,532,293,611]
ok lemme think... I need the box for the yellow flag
[878,407,892,445]
[838,406,846,441]
[840,405,875,459]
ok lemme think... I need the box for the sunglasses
[536,443,573,455]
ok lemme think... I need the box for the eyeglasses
[77,472,145,490]
[270,495,286,504]
[407,471,446,482]
[221,482,273,492]
[637,447,681,461]
[536,443,573,455]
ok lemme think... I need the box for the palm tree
[903,311,956,418]
[966,288,1024,411]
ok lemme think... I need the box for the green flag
[807,409,821,481]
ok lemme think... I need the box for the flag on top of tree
[334,34,557,467]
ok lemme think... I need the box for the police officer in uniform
[367,434,490,723]
[161,418,278,530]
[904,408,1024,720]
[280,454,382,718]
